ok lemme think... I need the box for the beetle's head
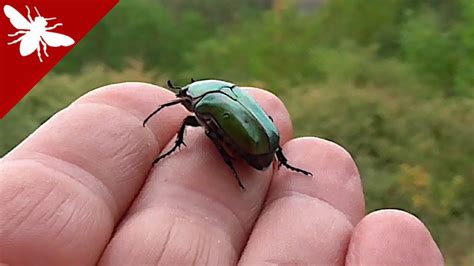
[167,80,187,97]
[176,87,188,98]
[167,80,194,111]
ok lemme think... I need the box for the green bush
[284,84,474,265]
[400,9,459,96]
[182,10,321,88]
[455,0,474,96]
[399,0,474,98]
[314,0,404,54]
[185,11,422,96]
[53,0,268,74]
[54,0,213,73]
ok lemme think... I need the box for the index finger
[0,82,186,264]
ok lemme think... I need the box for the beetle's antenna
[167,80,181,93]
[191,78,196,83]
[167,80,176,89]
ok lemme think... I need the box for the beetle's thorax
[174,88,193,112]
[180,97,194,112]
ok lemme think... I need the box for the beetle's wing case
[185,80,236,98]
[186,80,279,144]
[231,87,280,151]
[193,85,280,157]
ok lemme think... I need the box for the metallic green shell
[185,80,235,98]
[190,80,280,156]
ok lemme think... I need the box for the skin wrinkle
[52,200,92,253]
[73,84,185,151]
[136,180,248,242]
[192,231,202,265]
[75,101,161,150]
[113,209,235,265]
[154,219,174,266]
[200,230,212,265]
[181,234,194,264]
[84,203,112,239]
[3,153,119,220]
[238,179,274,253]
[106,135,151,184]
[0,181,44,230]
[132,205,238,254]
[205,236,212,266]
[191,231,202,266]
[79,220,107,264]
[266,190,355,227]
[51,198,78,242]
[242,193,353,265]
[0,159,115,248]
[346,243,362,265]
[275,192,355,233]
[0,178,26,203]
[74,82,172,111]
[75,102,158,150]
[3,177,58,236]
[137,196,244,254]
[35,191,71,224]
[126,223,153,259]
[19,102,158,218]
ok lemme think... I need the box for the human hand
[0,83,444,265]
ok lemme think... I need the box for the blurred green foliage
[1,0,473,264]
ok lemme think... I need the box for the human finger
[0,82,186,264]
[345,209,444,265]
[239,137,365,265]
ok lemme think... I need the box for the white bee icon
[4,5,75,62]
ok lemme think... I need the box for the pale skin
[0,83,444,265]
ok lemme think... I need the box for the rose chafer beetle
[143,79,312,189]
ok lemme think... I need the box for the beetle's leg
[206,131,245,190]
[275,147,313,176]
[152,116,200,165]
[143,99,184,127]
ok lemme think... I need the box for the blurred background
[0,0,473,264]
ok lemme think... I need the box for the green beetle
[143,79,312,189]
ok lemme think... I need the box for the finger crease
[265,191,354,226]
[73,101,161,149]
[5,151,118,221]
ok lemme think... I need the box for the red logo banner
[0,0,119,118]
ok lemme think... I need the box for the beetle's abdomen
[195,92,277,156]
